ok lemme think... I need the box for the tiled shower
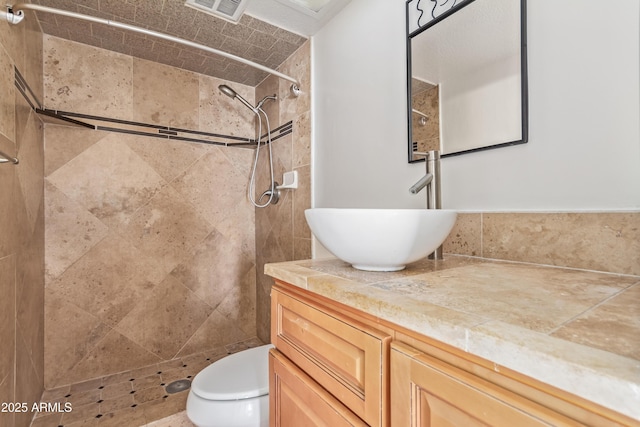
[1,7,311,426]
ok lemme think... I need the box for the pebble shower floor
[29,339,263,427]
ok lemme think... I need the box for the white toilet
[186,344,274,427]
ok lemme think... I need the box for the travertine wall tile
[443,212,482,257]
[47,135,166,227]
[0,43,15,141]
[0,256,17,402]
[0,11,45,424]
[132,58,199,128]
[445,211,639,276]
[254,40,312,343]
[43,126,107,176]
[482,212,640,275]
[199,74,255,138]
[116,275,214,360]
[43,37,260,389]
[44,35,133,119]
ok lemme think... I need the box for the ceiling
[29,0,349,86]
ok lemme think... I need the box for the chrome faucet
[409,150,443,259]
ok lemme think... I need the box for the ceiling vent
[184,0,249,23]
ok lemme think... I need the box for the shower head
[218,84,256,113]
[218,84,237,98]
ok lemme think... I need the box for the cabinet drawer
[391,341,583,427]
[270,349,367,427]
[272,286,390,427]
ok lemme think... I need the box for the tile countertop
[264,256,640,421]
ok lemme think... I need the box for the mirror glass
[407,0,528,162]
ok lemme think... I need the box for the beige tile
[144,411,194,427]
[0,137,17,258]
[64,330,162,386]
[0,43,15,142]
[374,262,638,334]
[100,381,134,400]
[22,9,44,104]
[30,412,62,427]
[60,400,102,425]
[46,134,167,228]
[293,165,311,240]
[41,384,71,402]
[170,229,255,309]
[552,282,640,360]
[14,330,43,427]
[177,309,253,358]
[0,372,15,427]
[15,226,45,377]
[43,35,133,120]
[131,374,163,391]
[44,180,109,283]
[293,110,311,168]
[123,134,208,183]
[44,288,110,389]
[0,255,16,389]
[483,212,640,275]
[256,74,278,129]
[293,237,312,261]
[134,385,166,405]
[96,405,147,427]
[99,393,136,414]
[116,275,214,360]
[103,365,163,387]
[443,212,482,257]
[121,185,214,279]
[198,75,255,137]
[15,107,44,235]
[69,377,104,394]
[44,125,109,177]
[132,58,199,128]
[171,147,255,252]
[66,387,102,407]
[0,6,25,75]
[47,234,161,327]
[278,40,311,122]
[140,393,188,425]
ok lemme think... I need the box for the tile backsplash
[444,211,640,276]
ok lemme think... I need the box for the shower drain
[165,379,192,394]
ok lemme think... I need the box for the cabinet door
[270,349,368,427]
[272,286,390,427]
[391,342,580,427]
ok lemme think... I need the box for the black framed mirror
[407,0,528,162]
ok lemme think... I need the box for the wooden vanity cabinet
[390,341,579,426]
[271,282,391,427]
[270,348,368,426]
[270,280,640,427]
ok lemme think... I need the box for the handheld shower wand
[218,84,279,208]
[218,84,257,113]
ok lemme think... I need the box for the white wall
[312,0,640,211]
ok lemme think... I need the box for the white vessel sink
[305,208,457,271]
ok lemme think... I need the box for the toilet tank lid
[191,344,274,401]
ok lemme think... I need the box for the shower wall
[0,11,45,427]
[43,35,260,389]
[411,80,440,153]
[254,41,312,342]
